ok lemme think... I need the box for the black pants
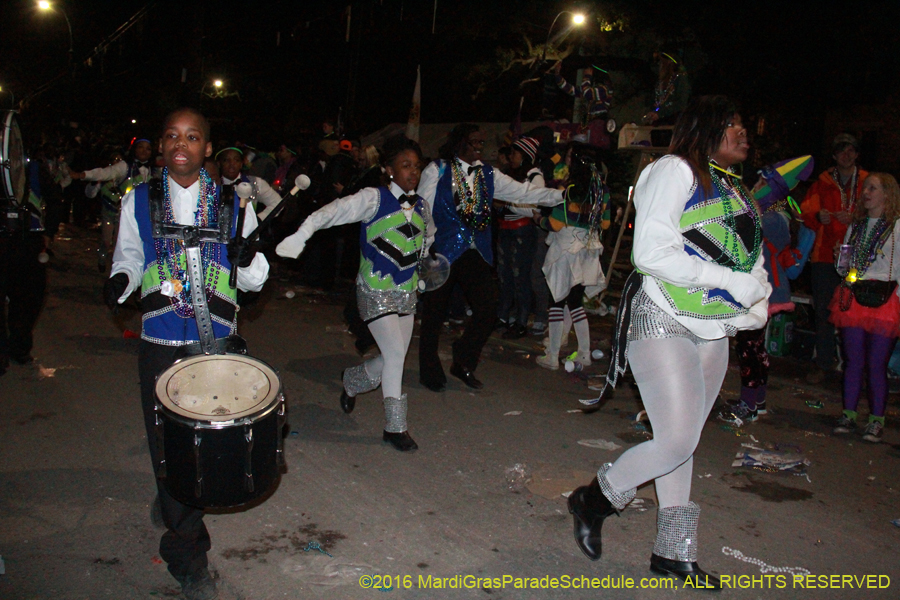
[810,262,841,370]
[419,249,498,384]
[139,341,211,581]
[0,232,47,364]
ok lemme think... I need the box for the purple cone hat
[753,155,815,212]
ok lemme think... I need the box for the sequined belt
[628,286,709,345]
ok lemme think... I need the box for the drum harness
[149,180,285,497]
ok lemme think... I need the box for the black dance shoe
[502,324,528,339]
[567,478,618,560]
[383,430,419,452]
[10,354,34,365]
[339,370,356,414]
[177,567,218,600]
[650,555,722,591]
[450,362,483,389]
[419,377,447,393]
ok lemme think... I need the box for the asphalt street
[1,224,898,600]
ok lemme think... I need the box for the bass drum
[154,353,286,508]
[1,111,27,202]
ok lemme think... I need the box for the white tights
[605,337,728,508]
[363,313,415,399]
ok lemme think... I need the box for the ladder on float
[600,126,672,305]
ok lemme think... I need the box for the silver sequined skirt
[357,282,417,322]
[627,286,710,345]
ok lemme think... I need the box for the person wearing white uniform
[72,139,155,271]
[568,97,770,591]
[102,109,268,600]
[216,146,284,220]
[277,136,428,452]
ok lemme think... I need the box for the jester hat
[753,155,815,212]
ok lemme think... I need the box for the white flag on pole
[406,65,421,142]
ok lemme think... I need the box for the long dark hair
[669,95,738,193]
[438,123,479,161]
[567,143,602,198]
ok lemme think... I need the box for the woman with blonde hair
[829,172,900,443]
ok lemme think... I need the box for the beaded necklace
[153,167,222,318]
[451,159,491,231]
[653,73,679,111]
[833,166,858,212]
[563,164,606,242]
[846,217,892,279]
[708,162,762,273]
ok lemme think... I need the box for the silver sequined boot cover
[597,463,636,511]
[383,394,408,434]
[343,363,382,397]
[653,502,701,562]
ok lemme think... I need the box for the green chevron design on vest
[678,195,754,265]
[120,173,149,195]
[636,191,753,320]
[141,255,237,302]
[361,256,418,292]
[366,211,424,244]
[657,281,743,318]
[101,181,122,203]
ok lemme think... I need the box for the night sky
[2,0,898,168]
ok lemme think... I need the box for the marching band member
[277,135,427,452]
[72,138,156,270]
[417,123,563,392]
[216,146,283,220]
[103,108,268,600]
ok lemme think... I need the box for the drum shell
[157,396,283,508]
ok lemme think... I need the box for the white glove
[275,230,307,258]
[722,270,767,308]
[729,298,768,331]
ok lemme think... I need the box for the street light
[0,85,14,110]
[37,1,74,68]
[542,11,587,62]
[213,80,223,88]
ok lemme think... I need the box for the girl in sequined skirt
[277,136,427,452]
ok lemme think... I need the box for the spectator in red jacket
[799,133,868,382]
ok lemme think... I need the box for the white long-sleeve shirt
[417,158,560,256]
[276,182,430,259]
[111,177,269,303]
[222,175,283,221]
[83,160,151,185]
[496,168,548,219]
[418,159,562,213]
[632,155,770,339]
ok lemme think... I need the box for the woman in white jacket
[567,96,771,590]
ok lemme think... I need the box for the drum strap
[149,179,235,243]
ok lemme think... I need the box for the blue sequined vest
[431,160,496,265]
[133,182,239,345]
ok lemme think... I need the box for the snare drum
[154,353,286,508]
[1,111,26,202]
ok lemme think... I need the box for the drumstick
[229,182,254,289]
[244,175,311,244]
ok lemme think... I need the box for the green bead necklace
[708,162,762,273]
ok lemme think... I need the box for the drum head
[417,252,450,292]
[1,111,26,202]
[155,354,281,422]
